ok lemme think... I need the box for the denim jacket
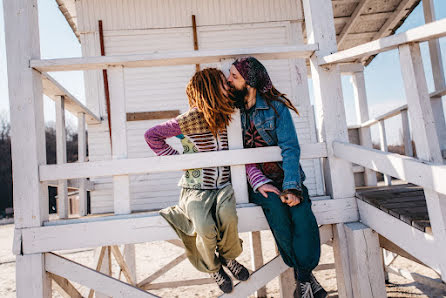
[241,93,306,191]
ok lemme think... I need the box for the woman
[227,57,327,298]
[144,68,249,294]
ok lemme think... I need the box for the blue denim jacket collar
[254,92,269,110]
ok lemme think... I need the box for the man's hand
[258,184,280,198]
[280,193,302,207]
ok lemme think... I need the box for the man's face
[227,65,246,91]
[227,65,249,108]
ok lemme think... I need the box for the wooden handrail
[320,18,446,65]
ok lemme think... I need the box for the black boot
[309,273,327,298]
[220,257,250,281]
[210,267,233,293]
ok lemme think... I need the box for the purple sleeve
[246,164,272,192]
[144,118,182,156]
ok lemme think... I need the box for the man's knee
[218,204,238,226]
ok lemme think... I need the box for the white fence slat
[55,96,69,218]
[77,112,88,216]
[378,120,391,186]
[45,253,156,298]
[21,198,357,254]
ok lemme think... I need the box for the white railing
[43,73,101,218]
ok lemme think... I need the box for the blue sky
[0,0,445,144]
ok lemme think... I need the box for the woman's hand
[258,184,281,198]
[280,193,302,207]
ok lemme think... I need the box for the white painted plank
[378,120,391,186]
[332,223,354,298]
[351,71,377,186]
[360,104,408,128]
[220,256,289,298]
[399,43,446,280]
[31,44,318,72]
[423,0,446,153]
[400,109,413,157]
[77,112,88,216]
[357,200,440,274]
[39,144,327,181]
[332,141,446,195]
[227,109,249,204]
[42,73,101,123]
[21,198,357,254]
[108,66,131,215]
[16,254,51,298]
[249,231,267,297]
[55,96,69,219]
[45,253,157,297]
[344,222,387,298]
[339,63,364,74]
[320,18,446,65]
[302,0,358,294]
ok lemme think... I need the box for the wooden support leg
[332,224,353,298]
[344,222,387,298]
[16,254,51,298]
[249,232,267,297]
[124,244,137,284]
[95,247,112,298]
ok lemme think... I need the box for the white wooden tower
[3,0,446,297]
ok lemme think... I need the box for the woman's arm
[144,118,182,156]
[245,164,272,192]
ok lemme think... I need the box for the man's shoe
[298,281,314,298]
[210,267,233,293]
[310,273,327,298]
[220,257,250,281]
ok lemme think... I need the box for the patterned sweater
[145,108,269,191]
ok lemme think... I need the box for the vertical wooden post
[343,223,387,298]
[56,95,69,218]
[302,0,385,296]
[77,112,88,216]
[249,232,267,297]
[108,66,131,214]
[351,71,377,186]
[192,15,200,72]
[399,43,446,281]
[378,120,391,185]
[95,246,112,298]
[400,109,413,157]
[423,0,446,154]
[3,0,51,296]
[107,65,137,281]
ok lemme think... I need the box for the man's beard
[228,86,248,110]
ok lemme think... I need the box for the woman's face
[220,74,230,98]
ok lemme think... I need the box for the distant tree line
[0,116,83,217]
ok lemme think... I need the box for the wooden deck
[356,184,431,234]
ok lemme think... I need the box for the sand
[1,223,445,297]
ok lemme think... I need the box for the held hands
[257,184,303,207]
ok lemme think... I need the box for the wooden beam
[3,0,50,296]
[399,43,446,280]
[249,232,267,297]
[320,18,446,65]
[77,112,88,216]
[127,110,180,121]
[39,144,327,181]
[55,96,69,219]
[430,88,446,98]
[337,0,369,48]
[20,199,358,254]
[423,0,446,152]
[30,44,318,72]
[144,278,215,290]
[351,71,377,186]
[42,72,101,124]
[372,0,415,41]
[49,272,82,298]
[110,246,136,285]
[344,222,387,297]
[45,253,157,297]
[339,63,364,74]
[357,200,440,274]
[360,104,407,128]
[332,141,446,195]
[378,120,391,186]
[47,178,94,191]
[220,256,289,298]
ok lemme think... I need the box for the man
[227,57,327,298]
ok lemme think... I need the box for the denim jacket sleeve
[274,102,303,191]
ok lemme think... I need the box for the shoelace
[211,271,226,286]
[300,282,314,298]
[310,275,323,293]
[227,259,243,275]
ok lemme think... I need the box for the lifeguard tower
[3,0,446,297]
